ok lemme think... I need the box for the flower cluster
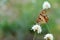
[31,24,42,34]
[43,1,51,9]
[44,34,53,40]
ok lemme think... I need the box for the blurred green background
[0,0,60,40]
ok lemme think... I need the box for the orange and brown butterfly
[36,9,48,24]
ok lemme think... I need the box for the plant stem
[33,32,36,40]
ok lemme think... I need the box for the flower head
[44,34,53,40]
[31,24,42,34]
[43,1,51,9]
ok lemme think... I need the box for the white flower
[44,34,53,40]
[31,24,42,34]
[43,1,51,9]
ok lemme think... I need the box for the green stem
[33,32,36,40]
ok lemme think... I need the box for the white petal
[37,27,42,34]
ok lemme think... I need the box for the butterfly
[36,10,48,24]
